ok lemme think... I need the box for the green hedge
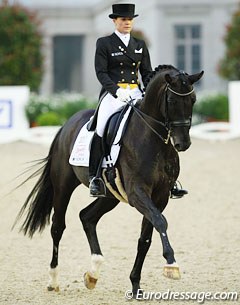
[193,93,229,122]
[36,112,63,126]
[25,93,97,126]
[27,92,229,126]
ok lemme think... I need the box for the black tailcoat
[95,33,152,97]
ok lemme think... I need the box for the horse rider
[89,3,188,199]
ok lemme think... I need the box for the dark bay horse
[15,65,203,295]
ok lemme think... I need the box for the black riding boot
[170,181,188,199]
[89,133,105,197]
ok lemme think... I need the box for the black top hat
[109,3,139,19]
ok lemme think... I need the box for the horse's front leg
[159,213,181,280]
[130,216,153,296]
[79,197,119,290]
[129,186,181,281]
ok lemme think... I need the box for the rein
[127,84,195,145]
[128,100,171,144]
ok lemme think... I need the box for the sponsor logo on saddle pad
[69,107,132,167]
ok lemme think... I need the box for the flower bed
[25,92,97,127]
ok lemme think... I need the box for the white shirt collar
[115,30,130,47]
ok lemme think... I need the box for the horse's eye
[168,99,177,106]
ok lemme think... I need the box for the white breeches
[96,87,143,137]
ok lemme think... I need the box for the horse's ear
[189,71,204,84]
[165,73,173,84]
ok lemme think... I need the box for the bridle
[164,84,194,130]
[166,85,195,96]
[127,83,195,144]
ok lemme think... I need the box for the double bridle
[128,83,194,144]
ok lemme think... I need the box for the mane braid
[144,64,178,91]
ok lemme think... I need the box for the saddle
[103,104,132,148]
[87,98,133,155]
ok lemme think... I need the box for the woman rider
[89,3,187,199]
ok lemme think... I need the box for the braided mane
[144,64,179,91]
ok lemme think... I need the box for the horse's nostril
[175,143,181,151]
[175,142,191,152]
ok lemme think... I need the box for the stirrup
[89,177,106,197]
[170,181,188,199]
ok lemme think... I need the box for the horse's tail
[13,127,63,238]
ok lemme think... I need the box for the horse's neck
[140,76,166,120]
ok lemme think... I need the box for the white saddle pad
[69,107,131,167]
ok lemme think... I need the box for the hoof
[84,272,98,290]
[163,264,181,280]
[47,285,60,292]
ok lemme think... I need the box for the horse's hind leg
[130,216,153,296]
[79,197,119,289]
[48,174,79,291]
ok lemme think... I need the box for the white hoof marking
[48,266,59,290]
[90,254,104,279]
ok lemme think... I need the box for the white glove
[116,88,131,103]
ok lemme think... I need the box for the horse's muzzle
[171,123,191,151]
[172,132,191,151]
[174,142,191,152]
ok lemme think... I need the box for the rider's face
[113,17,134,34]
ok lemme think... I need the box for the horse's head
[164,70,204,151]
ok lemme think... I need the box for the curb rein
[127,84,195,145]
